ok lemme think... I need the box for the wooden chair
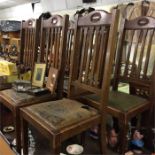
[82,14,155,153]
[18,19,40,72]
[0,19,39,143]
[20,9,119,155]
[123,0,155,20]
[0,15,69,153]
[63,20,75,94]
[121,1,155,102]
[118,1,155,150]
[0,19,38,91]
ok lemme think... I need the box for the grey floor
[3,125,119,155]
[23,126,119,155]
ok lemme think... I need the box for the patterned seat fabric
[0,89,53,107]
[82,91,148,112]
[108,91,148,112]
[25,98,99,130]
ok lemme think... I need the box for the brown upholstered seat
[0,89,54,107]
[109,91,149,112]
[24,98,98,131]
[83,91,148,113]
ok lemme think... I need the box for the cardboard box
[0,61,17,75]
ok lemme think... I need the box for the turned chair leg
[119,120,129,154]
[53,146,61,155]
[99,122,107,155]
[21,118,29,155]
[14,110,22,154]
[80,131,86,146]
[0,103,3,131]
[52,136,61,155]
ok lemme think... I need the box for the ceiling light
[0,0,9,3]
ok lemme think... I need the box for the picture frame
[32,63,46,87]
[46,67,58,93]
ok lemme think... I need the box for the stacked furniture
[0,15,69,153]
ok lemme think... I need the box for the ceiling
[0,0,40,10]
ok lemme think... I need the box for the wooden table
[0,132,16,155]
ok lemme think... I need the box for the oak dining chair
[122,1,155,150]
[0,19,39,91]
[0,15,69,153]
[0,18,40,149]
[20,9,119,155]
[82,14,155,153]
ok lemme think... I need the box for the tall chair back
[113,16,155,99]
[65,20,75,75]
[39,15,69,98]
[68,9,119,111]
[123,0,155,19]
[19,19,39,70]
[63,21,75,93]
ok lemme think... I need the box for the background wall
[0,0,142,20]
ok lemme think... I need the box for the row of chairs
[0,3,155,155]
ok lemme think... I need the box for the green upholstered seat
[25,98,99,130]
[0,89,53,107]
[82,91,148,112]
[109,91,148,112]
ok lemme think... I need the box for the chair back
[65,20,75,76]
[63,21,75,93]
[19,19,39,70]
[39,15,69,98]
[123,0,155,19]
[68,9,119,110]
[113,15,155,99]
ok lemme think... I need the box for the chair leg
[0,103,3,131]
[21,117,29,155]
[52,136,61,155]
[80,131,86,146]
[14,110,21,154]
[99,122,107,155]
[53,146,61,155]
[118,120,128,154]
[136,114,141,129]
